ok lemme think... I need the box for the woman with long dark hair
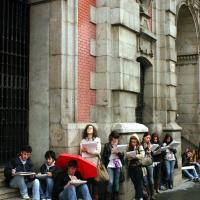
[151,133,163,193]
[103,131,124,200]
[162,134,176,189]
[80,124,101,200]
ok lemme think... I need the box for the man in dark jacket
[4,145,40,200]
[52,160,92,200]
[39,150,56,200]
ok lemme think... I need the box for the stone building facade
[27,0,200,166]
[0,0,199,198]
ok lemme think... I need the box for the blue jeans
[59,184,92,200]
[195,163,200,173]
[107,167,120,193]
[164,160,175,186]
[183,168,199,180]
[39,177,54,198]
[143,164,154,186]
[9,176,40,200]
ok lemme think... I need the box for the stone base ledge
[163,122,182,131]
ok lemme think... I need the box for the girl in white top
[80,124,101,165]
[162,134,177,189]
[80,124,101,200]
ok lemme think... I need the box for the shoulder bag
[138,157,153,167]
[94,155,109,182]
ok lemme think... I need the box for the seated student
[4,145,40,200]
[190,149,200,174]
[39,150,56,200]
[52,159,92,200]
[182,149,200,182]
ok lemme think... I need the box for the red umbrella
[56,153,97,179]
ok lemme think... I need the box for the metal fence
[0,0,29,164]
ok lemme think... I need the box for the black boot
[154,178,160,193]
[105,192,111,200]
[113,192,119,200]
[150,184,156,200]
[169,181,173,189]
[93,192,99,200]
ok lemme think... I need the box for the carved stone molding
[139,0,153,13]
[139,0,153,32]
[177,54,198,64]
[186,0,200,9]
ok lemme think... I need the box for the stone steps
[0,168,20,200]
[0,177,5,187]
[0,187,20,200]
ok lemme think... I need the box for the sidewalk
[156,180,200,200]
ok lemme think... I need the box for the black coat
[182,152,191,167]
[52,169,82,200]
[151,143,164,162]
[4,156,34,185]
[40,163,56,176]
[102,143,124,167]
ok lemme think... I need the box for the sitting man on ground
[4,145,40,200]
[39,150,56,200]
[182,148,200,182]
[52,159,92,200]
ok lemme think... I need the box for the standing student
[151,133,163,193]
[102,131,124,200]
[162,134,176,189]
[142,133,155,200]
[80,124,101,200]
[4,145,40,200]
[126,134,145,200]
[39,150,56,200]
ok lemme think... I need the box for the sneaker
[195,178,200,182]
[22,195,30,199]
[160,185,168,191]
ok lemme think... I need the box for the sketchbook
[181,166,195,170]
[126,151,136,158]
[70,179,87,186]
[168,140,180,149]
[36,173,48,178]
[116,144,128,152]
[150,144,160,152]
[81,141,97,158]
[15,172,36,176]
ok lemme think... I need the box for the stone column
[91,0,141,199]
[29,0,79,165]
[90,0,141,141]
[29,0,51,166]
[49,0,80,154]
[163,0,182,185]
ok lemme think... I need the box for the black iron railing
[0,0,29,164]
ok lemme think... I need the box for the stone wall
[28,1,200,196]
[29,0,50,166]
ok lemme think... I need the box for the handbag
[138,157,153,167]
[94,156,109,182]
[174,154,178,169]
[119,167,125,183]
